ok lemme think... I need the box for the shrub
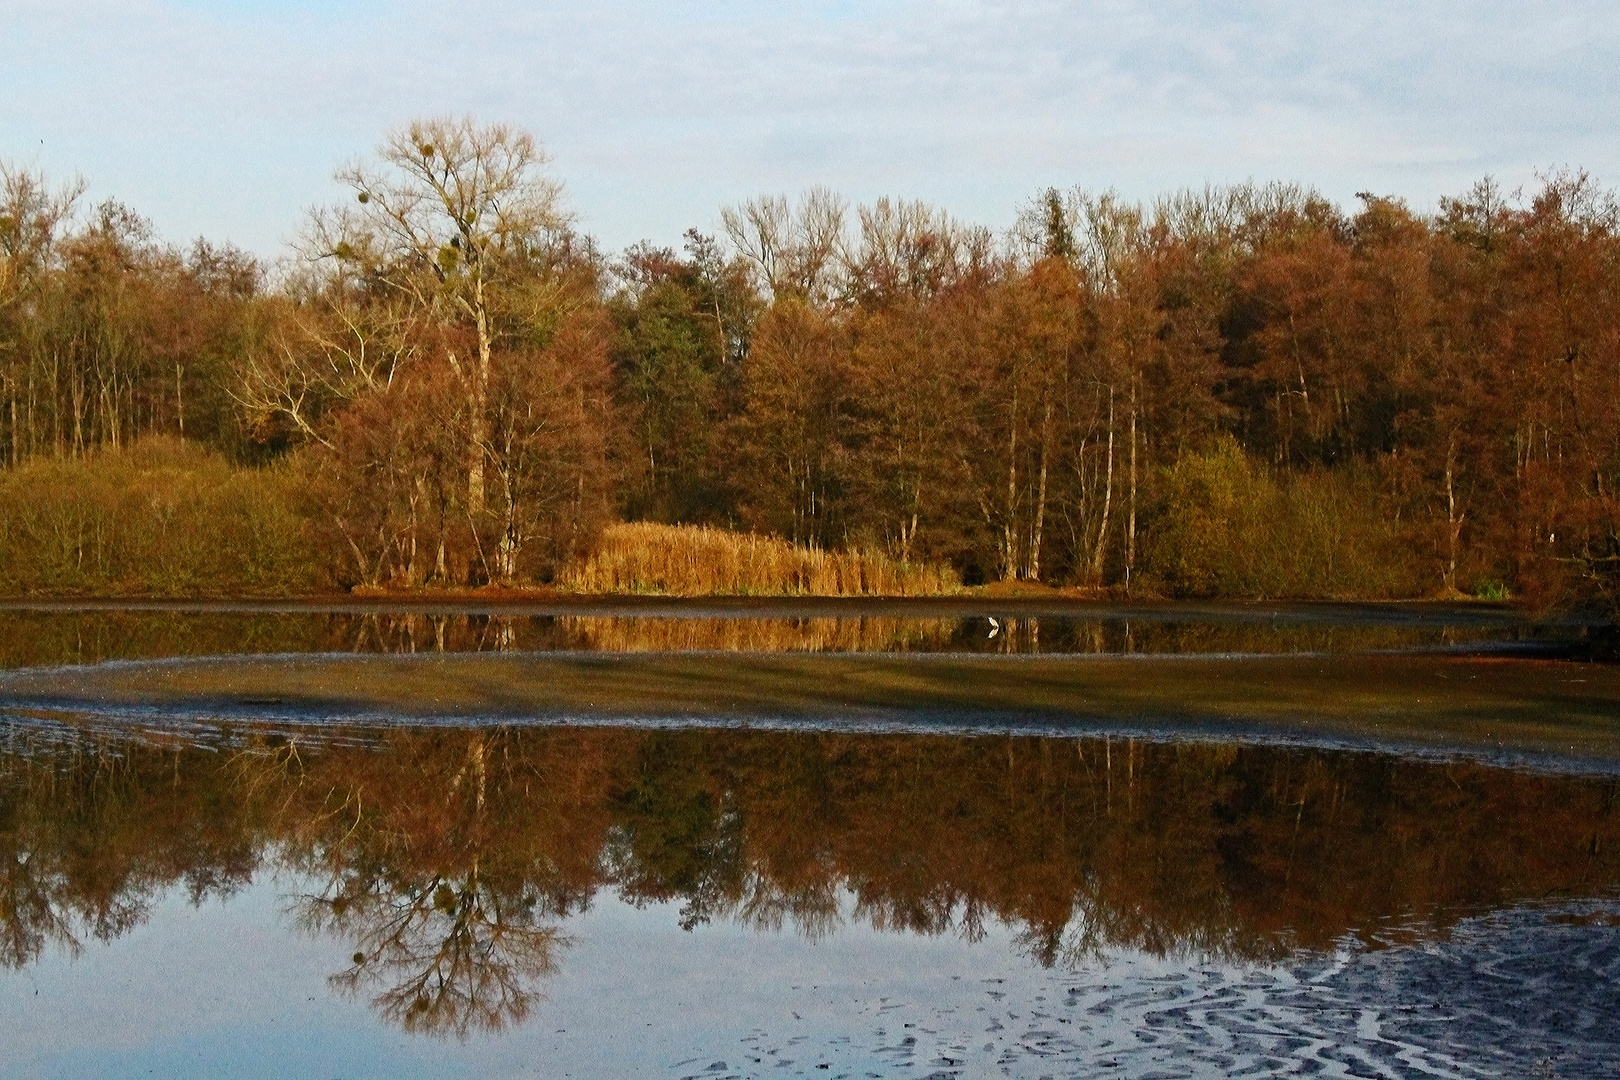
[1141,438,1427,600]
[0,437,322,595]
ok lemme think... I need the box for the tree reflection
[1,733,255,970]
[2,720,1618,1039]
[296,865,567,1038]
[236,729,606,1039]
[0,607,1530,672]
[0,848,82,969]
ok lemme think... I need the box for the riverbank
[0,439,1491,605]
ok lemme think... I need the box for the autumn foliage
[2,129,1619,605]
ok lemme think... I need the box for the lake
[1,599,1616,1078]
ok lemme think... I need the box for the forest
[1,117,1617,606]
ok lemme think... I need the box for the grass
[563,521,962,597]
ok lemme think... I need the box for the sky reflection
[2,719,1618,1078]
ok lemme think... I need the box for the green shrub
[1141,438,1427,600]
[0,437,323,595]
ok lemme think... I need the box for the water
[0,601,1616,1078]
[0,597,1603,668]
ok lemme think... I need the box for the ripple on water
[664,901,1619,1079]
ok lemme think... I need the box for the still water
[0,597,1602,667]
[1,601,1617,1078]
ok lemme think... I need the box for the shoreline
[0,591,1557,621]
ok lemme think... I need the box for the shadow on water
[2,719,1617,1040]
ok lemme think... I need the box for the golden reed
[564,522,961,597]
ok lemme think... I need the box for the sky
[3,0,1617,258]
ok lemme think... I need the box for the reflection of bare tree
[730,871,842,940]
[295,865,567,1038]
[0,855,164,971]
[0,850,82,969]
[854,889,992,944]
[250,730,603,1039]
[0,875,183,976]
[1,731,256,971]
[1015,891,1281,971]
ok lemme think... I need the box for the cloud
[2,0,1615,254]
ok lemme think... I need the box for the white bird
[987,617,1000,639]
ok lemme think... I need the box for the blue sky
[3,0,1616,256]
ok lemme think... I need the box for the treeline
[3,119,1618,604]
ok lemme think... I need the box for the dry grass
[564,522,962,597]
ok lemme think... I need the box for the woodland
[1,117,1618,606]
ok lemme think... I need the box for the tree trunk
[1030,400,1050,581]
[1444,433,1465,594]
[468,284,492,518]
[1004,384,1019,580]
[1090,388,1115,582]
[1127,382,1137,593]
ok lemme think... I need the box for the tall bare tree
[311,117,571,514]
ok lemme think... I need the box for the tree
[607,234,756,523]
[730,300,850,547]
[315,117,571,516]
[245,119,616,587]
[845,298,975,563]
[480,307,618,583]
[958,259,1081,582]
[722,188,847,307]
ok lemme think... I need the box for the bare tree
[722,187,847,306]
[0,165,84,463]
[232,269,415,449]
[842,197,991,306]
[309,117,570,514]
[0,166,82,310]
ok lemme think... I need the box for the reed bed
[565,522,962,597]
[558,614,959,653]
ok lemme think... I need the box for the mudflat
[8,647,1619,768]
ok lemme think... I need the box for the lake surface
[1,600,1617,1078]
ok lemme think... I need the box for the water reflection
[0,601,1599,670]
[3,719,1617,1044]
[300,866,567,1038]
